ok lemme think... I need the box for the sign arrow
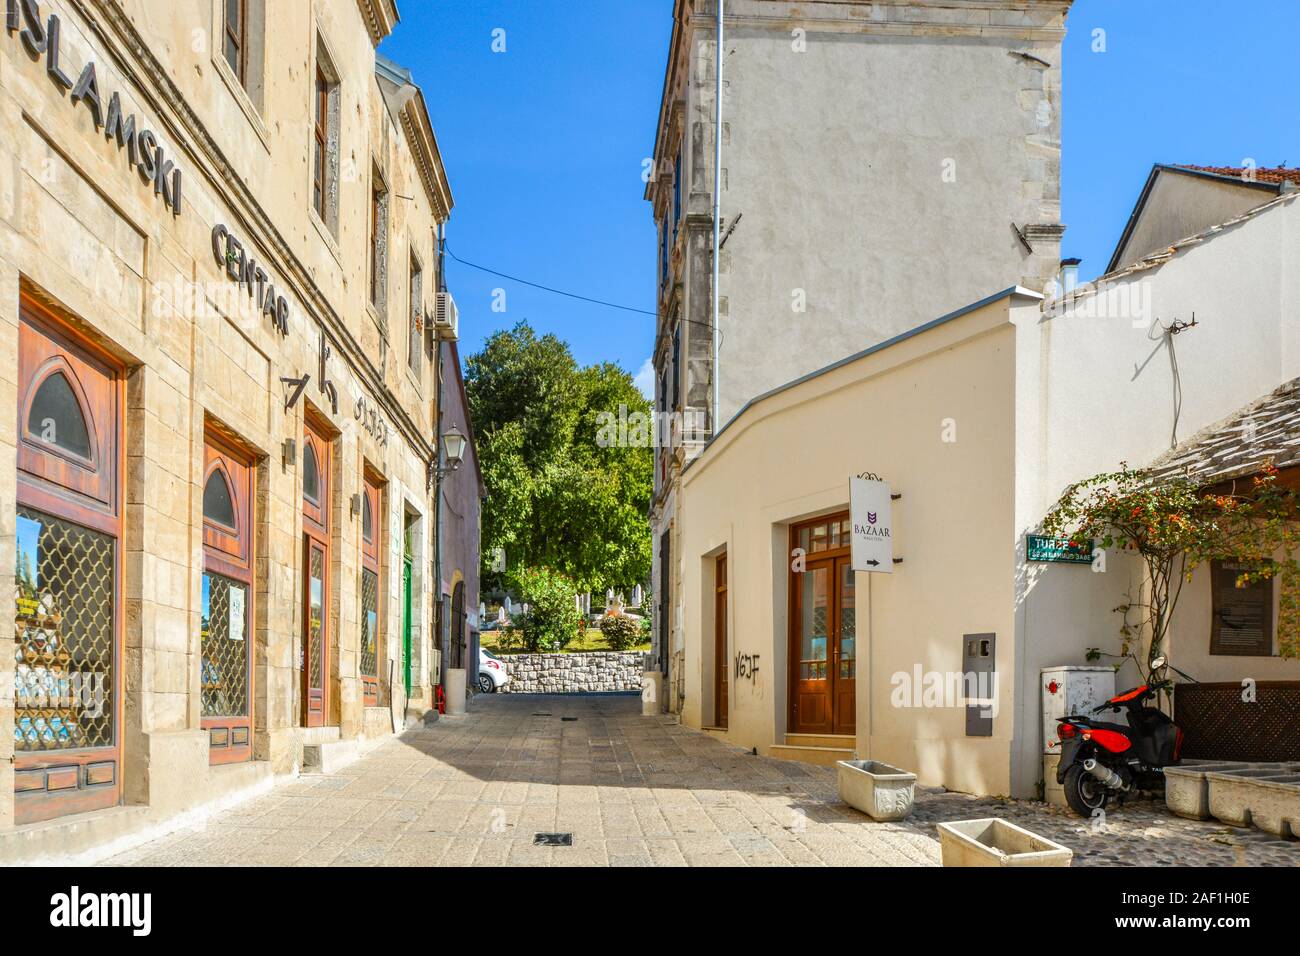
[864,560,880,567]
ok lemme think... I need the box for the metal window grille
[13,508,115,751]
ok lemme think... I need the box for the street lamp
[441,425,467,472]
[426,424,467,489]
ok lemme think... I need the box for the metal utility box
[1040,665,1117,753]
[963,633,996,737]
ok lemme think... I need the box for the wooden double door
[790,551,857,735]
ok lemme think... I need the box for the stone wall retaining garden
[500,651,648,694]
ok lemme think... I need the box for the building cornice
[356,0,401,47]
[397,91,453,221]
[685,0,1070,41]
[75,0,435,461]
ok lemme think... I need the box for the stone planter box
[1163,763,1247,820]
[836,760,916,821]
[1207,768,1300,836]
[937,818,1073,867]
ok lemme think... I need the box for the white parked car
[478,648,510,693]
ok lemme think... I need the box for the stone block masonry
[500,652,648,694]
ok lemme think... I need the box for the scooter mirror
[1151,655,1167,671]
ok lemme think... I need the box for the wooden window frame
[407,251,423,374]
[369,170,388,310]
[201,430,256,765]
[14,295,125,824]
[223,0,247,87]
[312,66,330,221]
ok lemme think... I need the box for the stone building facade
[0,0,461,858]
[646,0,1072,715]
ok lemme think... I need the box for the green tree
[510,566,583,653]
[466,322,652,593]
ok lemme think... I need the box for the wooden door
[14,298,124,823]
[359,475,382,707]
[789,514,856,735]
[714,554,728,728]
[201,432,255,764]
[792,557,835,733]
[833,557,857,733]
[301,422,331,727]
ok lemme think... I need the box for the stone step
[785,733,856,749]
[302,737,359,775]
[301,725,341,747]
[769,744,856,768]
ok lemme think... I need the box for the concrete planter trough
[1206,768,1300,837]
[937,818,1073,867]
[836,760,916,821]
[1163,763,1247,820]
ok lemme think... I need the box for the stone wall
[500,652,648,694]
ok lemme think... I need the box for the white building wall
[1010,193,1300,796]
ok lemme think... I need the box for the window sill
[211,52,270,154]
[366,300,389,339]
[404,360,423,398]
[310,208,343,270]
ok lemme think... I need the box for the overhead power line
[444,243,656,317]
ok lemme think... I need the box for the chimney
[1059,257,1082,293]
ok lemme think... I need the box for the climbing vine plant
[1042,463,1298,665]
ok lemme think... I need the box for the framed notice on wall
[1210,560,1273,657]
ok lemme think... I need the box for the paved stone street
[101,694,1299,866]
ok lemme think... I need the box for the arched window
[14,299,124,824]
[27,368,94,460]
[203,467,238,530]
[362,492,373,543]
[302,441,320,504]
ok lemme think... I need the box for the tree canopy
[465,321,653,593]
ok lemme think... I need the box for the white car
[477,648,510,693]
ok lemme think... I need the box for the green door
[402,557,413,699]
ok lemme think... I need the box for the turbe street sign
[850,477,893,573]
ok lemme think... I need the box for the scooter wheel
[1063,763,1111,818]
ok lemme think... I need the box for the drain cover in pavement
[534,832,573,847]
[531,712,552,717]
[561,717,578,722]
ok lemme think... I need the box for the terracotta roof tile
[1175,164,1300,187]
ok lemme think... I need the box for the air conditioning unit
[433,291,459,341]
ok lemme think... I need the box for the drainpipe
[711,0,724,432]
[434,222,447,690]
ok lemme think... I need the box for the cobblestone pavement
[101,694,1299,866]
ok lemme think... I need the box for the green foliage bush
[598,613,642,651]
[511,567,582,653]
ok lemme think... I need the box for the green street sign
[1027,535,1094,565]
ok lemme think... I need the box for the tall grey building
[646,0,1073,710]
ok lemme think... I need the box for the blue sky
[379,0,1300,394]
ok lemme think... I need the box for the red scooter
[1054,656,1186,817]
